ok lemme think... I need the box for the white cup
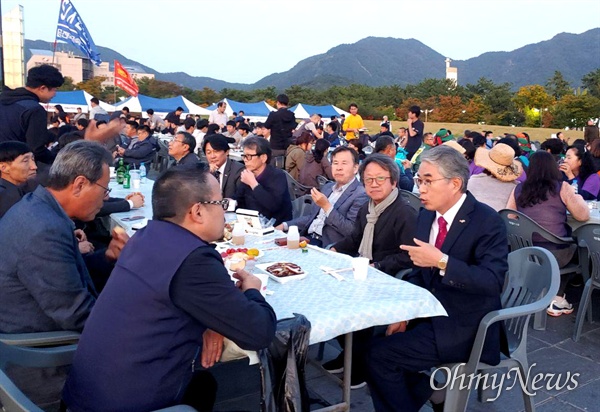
[254,273,269,297]
[109,166,116,178]
[352,257,370,281]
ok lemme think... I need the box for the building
[445,57,458,86]
[2,5,26,88]
[94,62,154,88]
[27,49,93,84]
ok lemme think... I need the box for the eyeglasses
[241,153,262,160]
[364,176,391,185]
[413,176,448,187]
[171,139,186,144]
[197,198,229,211]
[94,182,112,196]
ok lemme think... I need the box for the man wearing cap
[264,94,297,161]
[203,135,243,199]
[467,143,521,211]
[368,145,508,412]
[209,102,228,131]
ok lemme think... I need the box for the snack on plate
[266,262,304,277]
[223,223,233,241]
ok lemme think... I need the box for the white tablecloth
[109,179,154,236]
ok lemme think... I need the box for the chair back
[502,247,560,353]
[316,175,332,190]
[284,171,312,200]
[292,195,314,219]
[399,190,422,212]
[499,208,572,251]
[0,341,77,412]
[573,224,600,285]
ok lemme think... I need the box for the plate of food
[256,262,307,284]
[221,248,262,271]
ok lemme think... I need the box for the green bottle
[116,159,126,184]
[123,165,131,189]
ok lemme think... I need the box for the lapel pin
[459,219,466,223]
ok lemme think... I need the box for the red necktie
[435,217,448,250]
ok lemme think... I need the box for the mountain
[252,29,600,90]
[23,29,599,91]
[24,39,250,91]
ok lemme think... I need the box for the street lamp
[424,109,433,122]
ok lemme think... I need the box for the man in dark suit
[203,135,244,199]
[235,136,292,225]
[366,145,508,412]
[168,131,199,169]
[0,142,37,218]
[276,146,367,247]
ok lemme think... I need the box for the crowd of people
[0,63,599,412]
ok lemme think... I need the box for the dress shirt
[308,178,356,236]
[429,193,467,275]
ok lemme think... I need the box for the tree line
[62,69,600,129]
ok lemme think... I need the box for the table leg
[342,332,353,408]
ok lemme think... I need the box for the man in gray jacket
[276,146,368,247]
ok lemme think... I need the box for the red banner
[114,59,139,97]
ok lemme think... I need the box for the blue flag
[55,0,102,66]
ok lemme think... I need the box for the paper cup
[254,273,269,297]
[352,257,369,281]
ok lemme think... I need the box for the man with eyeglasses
[0,141,129,408]
[168,131,200,169]
[366,145,508,412]
[235,136,293,225]
[327,153,417,389]
[63,164,276,412]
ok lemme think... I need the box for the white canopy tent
[205,98,276,123]
[290,103,350,121]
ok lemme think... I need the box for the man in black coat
[264,94,296,162]
[367,146,508,412]
[203,135,244,199]
[235,137,292,225]
[168,131,200,170]
[0,142,37,218]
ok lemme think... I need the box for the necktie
[435,216,448,250]
[214,170,221,180]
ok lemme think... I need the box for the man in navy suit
[366,145,508,412]
[276,146,368,247]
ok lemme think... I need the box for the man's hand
[209,163,219,173]
[240,169,259,189]
[78,241,95,254]
[85,118,125,143]
[401,159,412,170]
[311,188,331,212]
[386,321,407,336]
[117,146,126,156]
[74,229,87,242]
[233,269,262,292]
[125,193,144,208]
[400,238,443,267]
[105,228,129,261]
[201,329,224,368]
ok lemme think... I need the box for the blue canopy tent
[113,94,210,117]
[289,103,349,120]
[47,90,114,113]
[205,98,275,121]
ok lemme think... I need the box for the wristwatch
[437,254,448,271]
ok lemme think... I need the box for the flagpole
[52,0,64,67]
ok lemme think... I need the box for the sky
[2,0,599,84]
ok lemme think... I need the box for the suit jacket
[170,152,200,170]
[404,192,508,365]
[222,158,244,199]
[334,193,417,275]
[235,165,293,226]
[0,178,25,218]
[286,179,368,247]
[0,186,96,333]
[122,138,155,167]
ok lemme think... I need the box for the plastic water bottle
[572,179,578,194]
[140,162,147,184]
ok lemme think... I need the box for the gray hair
[420,145,469,193]
[47,140,113,190]
[359,153,400,186]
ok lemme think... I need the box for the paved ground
[210,282,600,412]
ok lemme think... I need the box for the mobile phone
[122,216,145,222]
